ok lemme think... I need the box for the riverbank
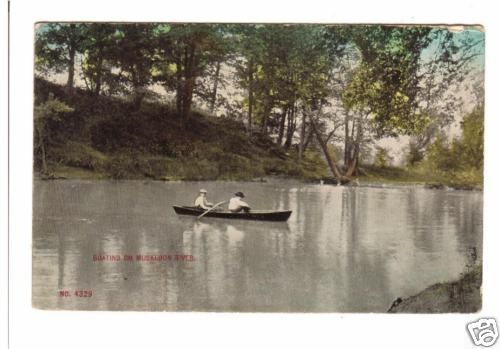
[35,78,329,181]
[358,165,483,190]
[34,78,482,189]
[36,162,482,191]
[388,265,482,313]
[36,148,329,182]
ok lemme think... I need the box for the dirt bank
[388,265,482,313]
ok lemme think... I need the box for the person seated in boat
[194,189,213,210]
[228,192,250,213]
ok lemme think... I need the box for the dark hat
[234,192,245,198]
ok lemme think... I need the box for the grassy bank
[388,265,482,313]
[35,78,329,181]
[358,165,482,190]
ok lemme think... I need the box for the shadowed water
[32,180,483,312]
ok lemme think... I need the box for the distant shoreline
[34,168,483,191]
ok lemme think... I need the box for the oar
[197,201,227,219]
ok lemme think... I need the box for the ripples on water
[32,180,483,312]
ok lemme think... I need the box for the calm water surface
[33,180,483,312]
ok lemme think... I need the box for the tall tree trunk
[283,109,291,149]
[175,54,183,120]
[132,87,144,110]
[277,107,288,146]
[209,60,221,113]
[284,105,296,149]
[67,45,76,89]
[344,113,350,165]
[261,95,272,135]
[345,122,362,177]
[350,118,364,176]
[93,49,104,97]
[181,43,197,127]
[34,123,47,173]
[131,68,144,111]
[247,58,254,134]
[36,124,48,174]
[40,141,47,174]
[298,110,307,161]
[303,127,314,149]
[181,47,191,123]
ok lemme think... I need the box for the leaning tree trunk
[307,113,346,184]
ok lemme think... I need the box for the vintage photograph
[32,23,484,312]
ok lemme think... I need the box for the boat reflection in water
[178,217,298,312]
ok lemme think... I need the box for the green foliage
[340,26,477,137]
[34,23,482,137]
[34,79,328,180]
[425,135,457,172]
[35,94,74,119]
[374,146,391,168]
[461,106,484,169]
[34,94,74,172]
[49,140,107,171]
[341,26,433,135]
[35,23,86,76]
[79,24,119,96]
[33,23,483,182]
[405,141,424,166]
[407,106,484,187]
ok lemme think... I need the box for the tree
[154,24,228,126]
[193,25,234,114]
[34,94,74,173]
[374,146,391,168]
[79,23,118,97]
[460,105,484,169]
[312,25,483,183]
[231,25,276,135]
[107,24,157,110]
[35,23,86,89]
[340,26,433,136]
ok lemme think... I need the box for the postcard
[31,22,485,314]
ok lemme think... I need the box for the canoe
[173,206,292,222]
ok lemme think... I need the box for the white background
[4,0,500,348]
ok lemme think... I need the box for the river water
[32,180,483,312]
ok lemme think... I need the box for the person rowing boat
[228,192,251,213]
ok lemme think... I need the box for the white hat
[199,189,207,193]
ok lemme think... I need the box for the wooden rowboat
[173,206,292,222]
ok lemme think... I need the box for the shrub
[49,141,107,171]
